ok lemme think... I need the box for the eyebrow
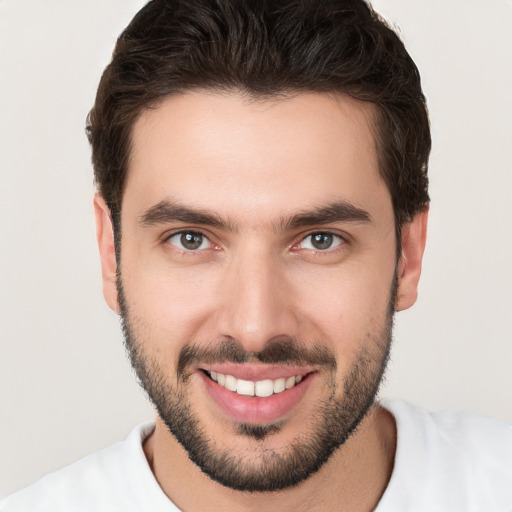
[139,199,232,229]
[139,198,371,232]
[279,201,371,231]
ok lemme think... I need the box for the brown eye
[168,231,211,251]
[299,232,342,251]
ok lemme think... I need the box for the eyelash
[164,229,347,255]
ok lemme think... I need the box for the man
[2,0,510,510]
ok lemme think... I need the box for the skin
[95,91,427,511]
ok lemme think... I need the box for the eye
[298,232,343,251]
[167,231,212,251]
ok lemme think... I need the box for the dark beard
[117,276,395,493]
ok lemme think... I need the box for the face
[96,91,425,492]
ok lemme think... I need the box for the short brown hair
[86,0,430,234]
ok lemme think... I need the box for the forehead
[124,91,390,225]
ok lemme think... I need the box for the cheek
[292,263,394,348]
[120,254,223,349]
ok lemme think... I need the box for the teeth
[225,374,237,392]
[285,376,296,389]
[207,371,304,397]
[237,379,255,396]
[273,377,286,394]
[255,379,273,398]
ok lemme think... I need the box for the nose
[215,247,299,353]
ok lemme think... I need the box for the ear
[395,208,428,312]
[94,194,120,314]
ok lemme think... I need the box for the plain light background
[1,0,511,499]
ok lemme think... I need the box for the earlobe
[94,194,120,314]
[395,208,429,312]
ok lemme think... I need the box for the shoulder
[382,397,512,453]
[0,423,174,512]
[377,398,512,512]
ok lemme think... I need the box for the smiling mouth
[204,370,307,397]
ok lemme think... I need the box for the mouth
[205,370,305,397]
[198,365,316,425]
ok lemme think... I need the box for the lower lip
[199,371,315,425]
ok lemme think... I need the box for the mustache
[177,336,336,379]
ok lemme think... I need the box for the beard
[117,275,396,493]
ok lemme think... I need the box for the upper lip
[199,363,314,381]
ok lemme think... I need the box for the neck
[144,404,396,512]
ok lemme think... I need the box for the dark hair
[86,0,430,237]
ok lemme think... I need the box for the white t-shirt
[2,399,511,511]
